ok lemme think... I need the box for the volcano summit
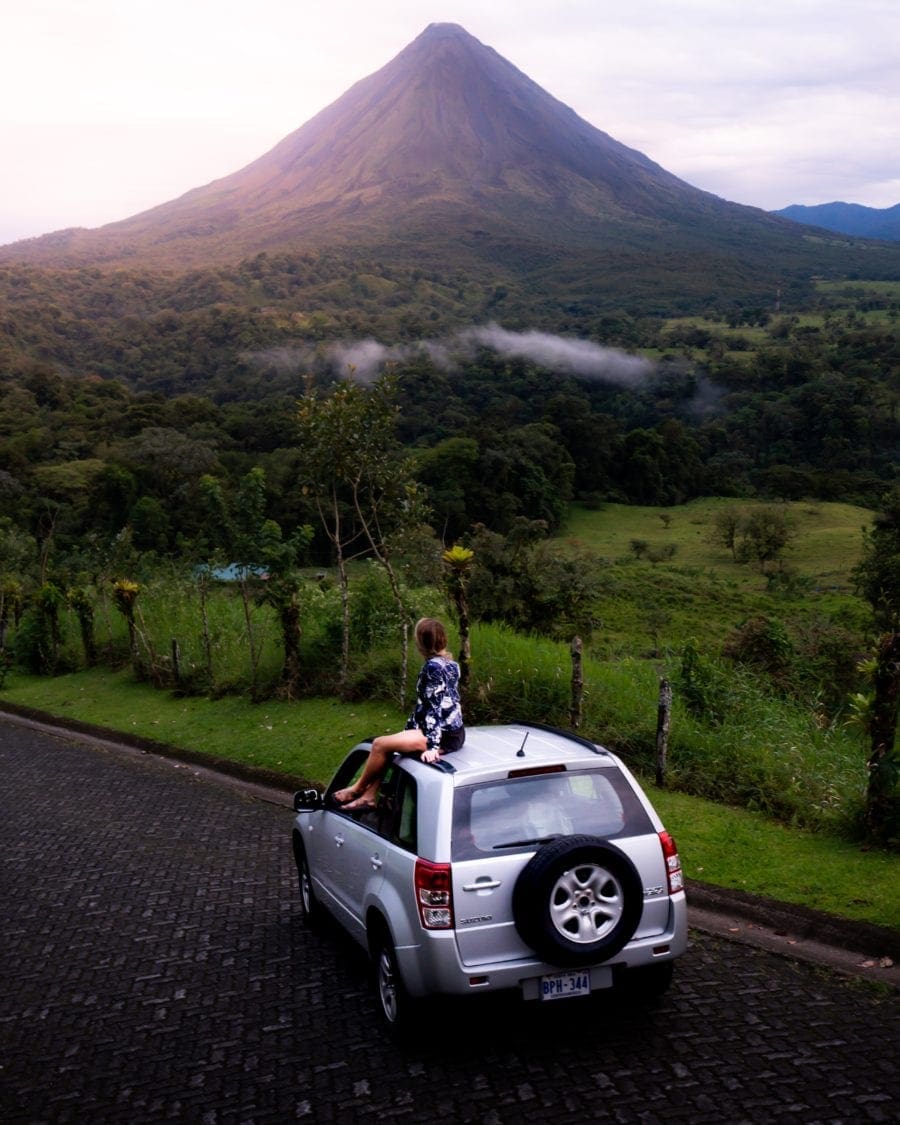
[2,22,895,301]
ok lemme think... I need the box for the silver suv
[292,723,687,1029]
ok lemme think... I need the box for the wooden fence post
[570,635,583,729]
[656,677,672,787]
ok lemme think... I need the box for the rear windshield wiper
[492,834,560,849]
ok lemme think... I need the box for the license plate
[540,969,591,1000]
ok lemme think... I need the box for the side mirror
[293,788,322,812]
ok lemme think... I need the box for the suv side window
[327,751,418,853]
[394,774,417,852]
[325,747,370,803]
[376,766,418,853]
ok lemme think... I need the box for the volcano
[2,22,895,296]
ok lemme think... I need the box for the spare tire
[512,835,643,967]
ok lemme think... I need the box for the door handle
[463,878,501,891]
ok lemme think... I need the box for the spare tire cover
[512,835,643,967]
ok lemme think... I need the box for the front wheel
[294,839,321,926]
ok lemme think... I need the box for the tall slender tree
[442,545,474,688]
[296,371,426,698]
[200,468,312,699]
[852,488,900,842]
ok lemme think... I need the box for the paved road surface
[1,719,897,1123]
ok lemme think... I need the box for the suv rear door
[450,767,666,967]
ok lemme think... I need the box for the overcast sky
[2,0,898,246]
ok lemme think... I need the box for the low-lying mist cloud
[322,324,657,386]
[460,325,656,383]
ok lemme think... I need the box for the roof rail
[512,721,608,756]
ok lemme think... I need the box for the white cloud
[318,326,656,385]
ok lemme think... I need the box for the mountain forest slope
[2,23,899,311]
[0,25,897,561]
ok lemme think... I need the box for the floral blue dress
[406,655,464,752]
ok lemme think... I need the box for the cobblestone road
[1,719,897,1124]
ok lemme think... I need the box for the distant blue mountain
[773,201,900,242]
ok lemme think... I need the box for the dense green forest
[0,259,897,563]
[1,256,898,842]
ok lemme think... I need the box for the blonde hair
[414,617,451,658]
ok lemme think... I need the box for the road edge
[3,702,897,990]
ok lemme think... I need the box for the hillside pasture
[555,498,873,663]
[560,498,871,587]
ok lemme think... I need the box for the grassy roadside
[2,667,897,931]
[0,668,406,786]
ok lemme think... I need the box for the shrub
[676,640,733,725]
[13,604,77,675]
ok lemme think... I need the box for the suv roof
[415,723,613,785]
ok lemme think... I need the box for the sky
[2,0,898,246]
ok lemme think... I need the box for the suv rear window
[451,769,653,860]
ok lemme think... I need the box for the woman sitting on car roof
[334,617,465,810]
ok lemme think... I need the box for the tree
[619,429,666,505]
[852,488,900,842]
[91,464,138,535]
[67,586,97,667]
[296,371,425,697]
[14,583,66,675]
[200,467,313,699]
[736,506,797,570]
[258,522,315,700]
[112,579,140,658]
[416,437,481,542]
[0,518,35,578]
[864,634,899,843]
[465,519,601,639]
[709,505,797,570]
[231,467,280,699]
[853,488,900,634]
[130,496,170,554]
[442,545,474,688]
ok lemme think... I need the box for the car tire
[512,835,643,967]
[293,838,322,926]
[372,930,420,1036]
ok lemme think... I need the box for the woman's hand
[421,747,441,764]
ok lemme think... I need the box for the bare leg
[334,729,428,807]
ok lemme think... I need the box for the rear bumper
[398,891,688,999]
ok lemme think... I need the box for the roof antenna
[516,731,529,757]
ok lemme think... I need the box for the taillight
[414,858,454,929]
[659,831,684,894]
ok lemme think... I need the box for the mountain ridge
[772,201,900,243]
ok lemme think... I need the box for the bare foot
[343,795,377,811]
[333,787,360,804]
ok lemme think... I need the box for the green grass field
[654,286,899,362]
[555,498,871,657]
[560,498,871,586]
